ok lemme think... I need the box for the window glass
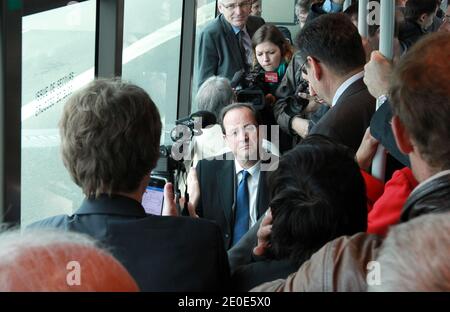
[122,0,183,144]
[21,1,96,226]
[191,0,217,113]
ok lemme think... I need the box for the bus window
[21,1,96,226]
[122,0,183,145]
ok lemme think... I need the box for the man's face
[251,1,262,17]
[223,107,259,163]
[218,0,252,28]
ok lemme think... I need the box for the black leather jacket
[401,171,450,222]
[273,52,329,136]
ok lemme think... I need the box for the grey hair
[195,76,235,119]
[369,212,450,292]
[0,228,135,291]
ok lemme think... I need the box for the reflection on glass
[122,0,183,144]
[21,1,96,226]
[191,0,217,113]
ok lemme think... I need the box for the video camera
[231,68,279,110]
[153,111,217,215]
[170,110,217,142]
[283,79,310,117]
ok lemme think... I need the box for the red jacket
[362,167,418,236]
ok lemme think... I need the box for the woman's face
[255,41,282,72]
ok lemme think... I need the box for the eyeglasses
[300,59,308,75]
[220,1,252,11]
[225,124,257,138]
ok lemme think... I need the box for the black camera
[231,69,273,111]
[283,79,310,117]
[152,145,184,184]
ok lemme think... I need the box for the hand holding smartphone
[142,176,167,215]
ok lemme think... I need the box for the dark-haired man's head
[390,32,450,182]
[268,135,367,266]
[60,79,162,199]
[405,0,439,29]
[295,13,366,104]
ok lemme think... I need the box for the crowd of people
[1,0,449,292]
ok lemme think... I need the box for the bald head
[0,230,139,292]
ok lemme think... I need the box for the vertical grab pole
[441,0,448,12]
[358,0,369,37]
[371,0,395,182]
[344,0,352,11]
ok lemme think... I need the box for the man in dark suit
[29,79,230,292]
[197,0,265,89]
[193,103,277,249]
[273,13,376,152]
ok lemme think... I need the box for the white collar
[331,71,365,107]
[235,160,260,177]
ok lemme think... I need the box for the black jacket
[401,171,450,222]
[398,19,428,51]
[29,195,230,292]
[309,77,376,153]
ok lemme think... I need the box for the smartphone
[142,176,167,215]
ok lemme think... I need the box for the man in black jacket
[29,79,230,292]
[197,0,264,89]
[273,13,376,153]
[399,0,440,50]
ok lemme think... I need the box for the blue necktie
[232,170,250,246]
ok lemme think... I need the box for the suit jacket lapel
[335,77,366,106]
[256,170,269,218]
[216,157,235,229]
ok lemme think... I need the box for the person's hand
[253,209,273,257]
[356,128,380,172]
[363,51,392,99]
[297,92,324,113]
[291,116,310,138]
[162,182,198,217]
[187,168,200,211]
[439,17,450,33]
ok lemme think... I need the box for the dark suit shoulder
[201,15,223,37]
[310,79,375,151]
[197,153,233,170]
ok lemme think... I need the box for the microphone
[189,110,217,128]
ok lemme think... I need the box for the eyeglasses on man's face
[300,59,308,75]
[225,124,257,139]
[220,1,252,11]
